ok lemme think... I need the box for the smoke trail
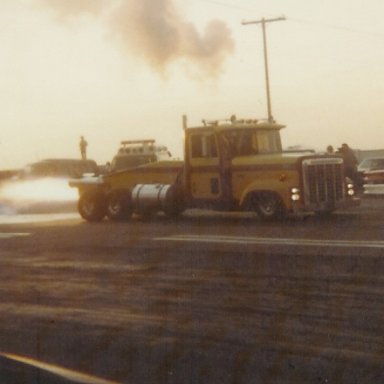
[36,0,235,76]
[110,0,234,75]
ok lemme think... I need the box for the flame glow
[0,178,78,204]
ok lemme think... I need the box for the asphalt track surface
[0,197,383,383]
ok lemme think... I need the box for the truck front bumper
[292,197,360,214]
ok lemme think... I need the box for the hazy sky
[1,0,384,169]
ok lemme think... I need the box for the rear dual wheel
[78,191,106,222]
[106,189,132,221]
[78,189,133,222]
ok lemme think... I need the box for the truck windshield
[220,128,282,158]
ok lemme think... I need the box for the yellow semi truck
[70,115,359,221]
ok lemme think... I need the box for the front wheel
[253,192,286,221]
[78,191,106,222]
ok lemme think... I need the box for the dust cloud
[36,0,235,76]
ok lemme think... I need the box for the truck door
[188,132,223,202]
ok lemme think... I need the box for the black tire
[106,189,132,221]
[163,185,185,218]
[253,192,286,221]
[78,191,106,222]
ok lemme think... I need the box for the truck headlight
[347,183,355,196]
[291,187,301,201]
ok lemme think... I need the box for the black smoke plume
[37,0,235,76]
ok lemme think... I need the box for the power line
[196,1,384,38]
[290,17,384,39]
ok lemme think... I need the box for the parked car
[358,157,384,173]
[358,157,384,195]
[18,158,100,180]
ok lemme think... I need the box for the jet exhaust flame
[0,178,78,214]
[36,0,235,76]
[0,178,78,203]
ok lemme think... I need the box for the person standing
[337,143,358,183]
[79,136,88,160]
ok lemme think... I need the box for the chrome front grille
[302,158,344,205]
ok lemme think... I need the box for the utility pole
[242,16,285,123]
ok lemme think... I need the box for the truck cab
[184,116,283,209]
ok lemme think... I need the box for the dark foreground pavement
[0,197,382,383]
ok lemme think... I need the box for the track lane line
[0,232,31,239]
[154,234,384,249]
